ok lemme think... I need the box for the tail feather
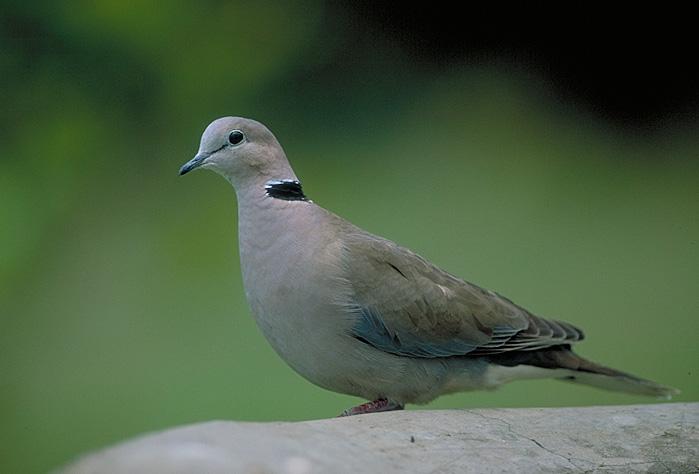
[488,346,679,399]
[560,369,678,399]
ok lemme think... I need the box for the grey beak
[179,152,210,176]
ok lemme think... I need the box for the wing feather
[344,231,583,358]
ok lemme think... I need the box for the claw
[339,398,404,416]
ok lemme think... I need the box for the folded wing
[344,232,583,358]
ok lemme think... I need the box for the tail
[489,346,679,399]
[557,352,680,399]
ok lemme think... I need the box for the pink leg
[339,398,404,417]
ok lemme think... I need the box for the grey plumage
[180,117,678,414]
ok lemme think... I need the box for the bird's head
[179,117,296,188]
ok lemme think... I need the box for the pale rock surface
[62,403,698,473]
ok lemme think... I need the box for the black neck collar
[264,179,309,201]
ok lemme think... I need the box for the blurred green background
[1,2,697,472]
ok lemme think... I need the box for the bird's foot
[339,398,404,417]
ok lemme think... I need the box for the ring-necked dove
[179,117,678,416]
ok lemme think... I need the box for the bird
[179,117,678,416]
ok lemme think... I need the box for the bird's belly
[247,290,488,403]
[248,294,361,392]
[240,250,363,394]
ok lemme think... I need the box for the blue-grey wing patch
[353,306,526,358]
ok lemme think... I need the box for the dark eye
[228,130,245,145]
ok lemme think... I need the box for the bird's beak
[179,152,210,176]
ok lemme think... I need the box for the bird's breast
[236,200,359,386]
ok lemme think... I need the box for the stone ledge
[61,403,698,473]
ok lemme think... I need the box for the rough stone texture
[62,403,697,473]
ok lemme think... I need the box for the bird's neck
[264,179,309,202]
[234,174,313,261]
[232,173,305,205]
[234,174,323,318]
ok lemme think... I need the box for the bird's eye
[228,130,245,145]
